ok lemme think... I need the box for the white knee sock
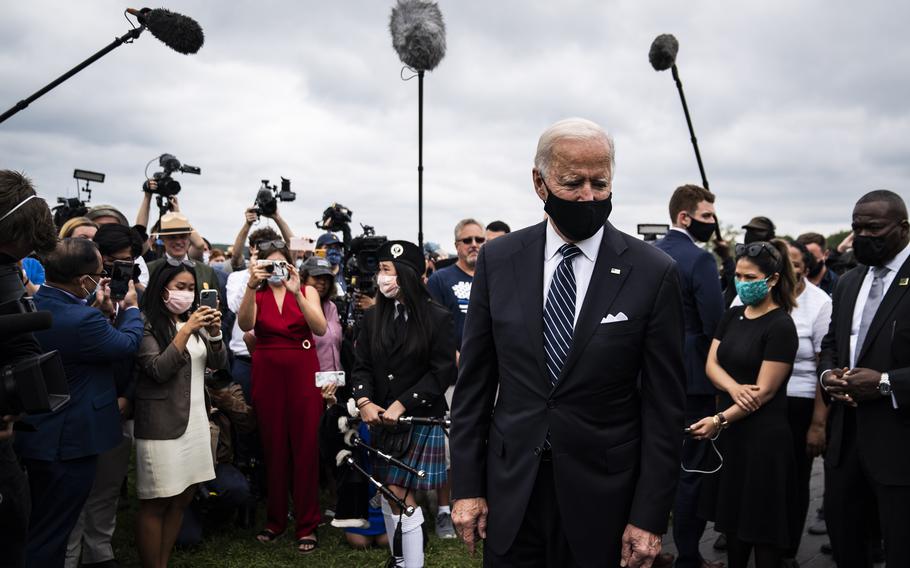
[381,498,425,567]
[381,497,405,567]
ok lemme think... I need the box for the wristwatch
[879,372,892,396]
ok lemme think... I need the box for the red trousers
[251,347,323,538]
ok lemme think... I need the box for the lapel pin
[900,277,909,286]
[610,268,621,275]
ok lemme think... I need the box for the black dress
[704,306,799,548]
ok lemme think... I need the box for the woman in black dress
[690,239,799,568]
[353,240,456,568]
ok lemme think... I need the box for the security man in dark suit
[451,118,686,567]
[820,189,910,567]
[15,238,144,568]
[653,184,725,568]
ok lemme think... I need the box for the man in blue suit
[14,238,143,568]
[653,184,725,568]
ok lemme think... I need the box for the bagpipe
[319,398,449,527]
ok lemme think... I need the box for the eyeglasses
[254,239,287,252]
[735,242,780,261]
[165,257,196,268]
[86,269,109,278]
[458,236,486,245]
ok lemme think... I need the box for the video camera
[0,284,69,417]
[254,178,296,217]
[142,153,201,214]
[52,168,106,228]
[342,224,387,328]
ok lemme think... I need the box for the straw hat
[154,212,193,237]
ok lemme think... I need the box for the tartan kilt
[372,424,447,491]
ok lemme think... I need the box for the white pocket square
[601,312,629,324]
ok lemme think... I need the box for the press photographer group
[2,2,909,568]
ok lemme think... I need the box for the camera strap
[0,194,38,224]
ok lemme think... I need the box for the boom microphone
[389,0,447,72]
[127,8,205,55]
[648,34,679,71]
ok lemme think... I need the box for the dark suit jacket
[451,221,686,564]
[654,230,724,396]
[146,257,221,297]
[134,322,228,440]
[351,300,456,418]
[819,258,910,485]
[15,286,144,461]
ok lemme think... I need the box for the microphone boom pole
[670,64,709,191]
[0,27,144,125]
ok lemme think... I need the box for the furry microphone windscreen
[649,34,679,71]
[389,0,446,72]
[144,8,205,55]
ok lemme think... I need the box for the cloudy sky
[1,1,908,250]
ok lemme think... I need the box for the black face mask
[541,178,612,242]
[686,216,716,243]
[853,221,907,267]
[807,258,824,278]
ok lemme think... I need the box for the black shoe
[820,542,832,555]
[713,533,727,551]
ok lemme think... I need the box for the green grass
[111,462,483,567]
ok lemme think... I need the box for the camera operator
[230,206,294,272]
[16,238,144,568]
[0,169,58,567]
[175,375,256,547]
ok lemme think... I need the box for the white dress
[136,324,215,499]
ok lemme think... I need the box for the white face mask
[377,274,399,299]
[202,251,211,264]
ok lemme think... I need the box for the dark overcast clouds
[1,1,908,249]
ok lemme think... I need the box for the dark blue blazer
[15,285,144,461]
[654,229,725,396]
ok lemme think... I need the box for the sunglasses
[254,239,287,252]
[458,236,486,245]
[735,242,780,261]
[165,257,196,268]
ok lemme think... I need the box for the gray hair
[534,118,615,180]
[454,218,483,240]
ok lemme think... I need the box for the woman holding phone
[134,260,227,568]
[236,240,327,554]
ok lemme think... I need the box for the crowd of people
[0,117,907,568]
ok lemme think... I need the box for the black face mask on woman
[541,177,612,242]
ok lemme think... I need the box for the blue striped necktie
[543,243,582,386]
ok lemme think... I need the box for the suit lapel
[858,256,910,362]
[512,222,549,388]
[554,223,631,392]
[837,268,864,365]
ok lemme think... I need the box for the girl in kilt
[353,240,456,567]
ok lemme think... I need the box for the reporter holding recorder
[236,241,327,554]
[352,240,456,568]
[134,260,227,568]
[689,239,798,568]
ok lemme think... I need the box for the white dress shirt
[226,269,251,356]
[542,221,604,325]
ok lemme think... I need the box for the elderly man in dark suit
[820,189,910,568]
[451,118,686,567]
[15,238,143,568]
[653,184,725,568]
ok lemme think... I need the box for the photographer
[16,238,144,568]
[0,169,58,568]
[230,205,294,272]
[236,242,326,554]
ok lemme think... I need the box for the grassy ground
[111,462,483,567]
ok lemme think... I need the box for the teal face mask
[735,278,770,306]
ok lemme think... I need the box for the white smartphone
[315,371,346,388]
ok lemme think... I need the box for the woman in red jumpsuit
[237,241,327,554]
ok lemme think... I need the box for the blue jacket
[15,285,144,461]
[654,229,725,396]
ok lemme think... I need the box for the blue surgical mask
[326,248,343,266]
[735,278,770,306]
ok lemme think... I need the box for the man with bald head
[451,118,686,567]
[820,190,910,567]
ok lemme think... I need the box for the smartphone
[109,260,135,300]
[289,237,315,252]
[315,371,346,388]
[199,289,218,309]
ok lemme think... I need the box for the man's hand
[843,367,883,401]
[354,292,375,311]
[806,421,826,457]
[620,524,662,568]
[713,239,731,260]
[244,207,258,226]
[168,195,180,212]
[452,497,488,555]
[121,279,139,310]
[822,368,856,406]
